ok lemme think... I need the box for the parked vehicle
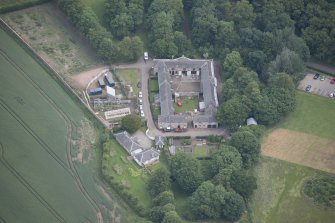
[140,111,145,117]
[305,85,312,92]
[330,78,335,84]
[139,99,143,105]
[138,91,143,98]
[144,52,148,60]
[320,76,325,81]
[313,73,320,79]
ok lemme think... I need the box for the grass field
[262,91,335,174]
[0,27,139,223]
[250,157,335,223]
[2,3,101,77]
[149,78,159,92]
[173,97,199,113]
[102,139,152,209]
[277,91,335,140]
[116,68,141,98]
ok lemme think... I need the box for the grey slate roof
[114,131,143,154]
[155,136,165,148]
[154,56,219,126]
[134,148,160,166]
[114,131,160,167]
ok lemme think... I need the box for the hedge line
[0,0,50,13]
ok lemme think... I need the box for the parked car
[330,92,334,98]
[144,52,148,60]
[139,105,143,110]
[138,91,143,98]
[330,78,335,84]
[139,99,143,105]
[313,73,320,79]
[305,84,312,92]
[320,76,325,81]
[140,111,145,117]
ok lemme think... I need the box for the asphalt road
[115,58,229,138]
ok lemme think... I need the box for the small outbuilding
[104,73,115,87]
[98,78,106,88]
[155,136,165,150]
[246,117,258,126]
[106,86,116,98]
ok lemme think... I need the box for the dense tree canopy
[170,153,203,193]
[230,131,260,168]
[121,114,141,134]
[211,145,242,176]
[148,167,172,196]
[231,169,257,199]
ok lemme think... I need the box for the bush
[121,114,141,134]
[303,176,335,206]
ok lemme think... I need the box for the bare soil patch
[262,128,335,174]
[70,66,108,90]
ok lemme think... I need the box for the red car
[330,78,335,84]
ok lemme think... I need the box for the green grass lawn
[116,68,141,98]
[102,139,151,209]
[193,146,208,158]
[277,91,335,140]
[0,27,138,223]
[249,157,335,223]
[173,97,199,113]
[149,78,159,92]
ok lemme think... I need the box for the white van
[144,52,148,60]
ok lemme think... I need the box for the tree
[216,97,250,132]
[191,1,218,46]
[230,131,260,168]
[170,153,203,193]
[253,94,281,125]
[222,51,243,79]
[153,191,175,206]
[98,38,118,61]
[245,50,266,74]
[110,13,134,38]
[189,181,225,219]
[148,167,171,196]
[119,36,144,61]
[150,203,175,223]
[220,78,240,102]
[267,47,305,83]
[121,114,141,134]
[267,87,296,116]
[268,73,295,92]
[231,0,256,29]
[174,31,193,56]
[212,168,233,188]
[231,170,257,199]
[161,211,182,223]
[211,145,242,176]
[222,191,245,221]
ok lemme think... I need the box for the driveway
[115,58,229,138]
[298,73,335,97]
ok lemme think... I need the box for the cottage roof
[155,136,165,148]
[114,131,143,154]
[134,148,160,165]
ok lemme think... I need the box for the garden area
[149,77,160,120]
[115,68,141,98]
[101,139,151,211]
[173,97,199,113]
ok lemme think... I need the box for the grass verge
[249,157,335,223]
